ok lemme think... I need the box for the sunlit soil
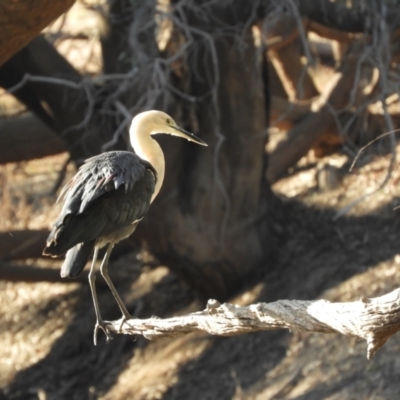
[1,142,400,398]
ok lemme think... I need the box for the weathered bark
[107,288,400,360]
[0,0,75,67]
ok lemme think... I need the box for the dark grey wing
[61,151,155,215]
[43,151,156,256]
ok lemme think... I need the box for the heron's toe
[118,315,133,333]
[93,319,113,345]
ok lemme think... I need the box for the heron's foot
[93,318,113,345]
[118,313,133,333]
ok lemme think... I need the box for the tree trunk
[136,4,279,299]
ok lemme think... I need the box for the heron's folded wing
[44,151,156,254]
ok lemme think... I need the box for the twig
[50,156,71,195]
[349,128,400,172]
[106,289,400,360]
[5,74,83,93]
[100,101,132,152]
[335,128,400,219]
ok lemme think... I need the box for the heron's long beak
[173,126,208,146]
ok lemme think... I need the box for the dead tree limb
[266,39,365,183]
[107,289,400,360]
[0,113,66,164]
[0,0,74,67]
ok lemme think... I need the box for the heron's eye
[166,118,171,124]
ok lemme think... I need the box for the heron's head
[130,110,207,146]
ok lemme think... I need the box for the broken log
[0,113,66,164]
[107,289,400,359]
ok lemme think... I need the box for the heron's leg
[88,247,113,345]
[100,243,132,321]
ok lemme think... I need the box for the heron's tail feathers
[43,212,95,256]
[61,241,95,278]
[43,218,75,256]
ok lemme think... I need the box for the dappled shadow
[289,373,364,400]
[160,198,400,400]
[3,280,137,399]
[3,258,195,399]
[162,332,288,400]
[3,197,400,400]
[260,197,400,301]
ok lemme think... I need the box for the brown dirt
[2,2,400,398]
[1,141,400,400]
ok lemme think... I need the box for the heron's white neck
[130,128,165,202]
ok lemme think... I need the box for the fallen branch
[107,289,400,359]
[0,113,66,164]
[0,0,74,67]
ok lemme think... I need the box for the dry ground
[1,141,400,399]
[1,3,400,398]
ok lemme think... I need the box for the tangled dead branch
[106,288,400,360]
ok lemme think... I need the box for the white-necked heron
[43,110,207,344]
